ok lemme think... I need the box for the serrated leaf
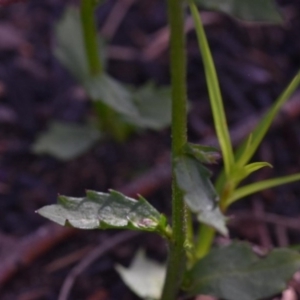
[175,155,227,235]
[116,249,166,300]
[124,82,171,130]
[194,0,282,23]
[184,242,300,300]
[32,121,101,160]
[36,190,171,238]
[184,143,220,164]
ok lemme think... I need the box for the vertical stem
[80,0,129,140]
[80,0,102,75]
[195,224,215,259]
[161,0,188,299]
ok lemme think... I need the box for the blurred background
[1,0,300,299]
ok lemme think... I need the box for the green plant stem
[80,0,102,75]
[195,224,215,259]
[80,0,129,140]
[160,0,187,299]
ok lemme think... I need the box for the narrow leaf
[37,190,171,238]
[116,249,166,300]
[243,162,273,177]
[32,121,101,160]
[194,0,282,23]
[175,155,227,235]
[184,242,300,300]
[184,143,220,164]
[236,71,300,167]
[229,173,300,205]
[189,2,234,175]
[231,161,273,184]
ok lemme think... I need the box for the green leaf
[54,6,138,118]
[189,2,234,176]
[235,71,300,167]
[242,162,273,177]
[32,121,101,161]
[116,249,166,300]
[231,161,273,184]
[194,0,282,23]
[125,82,172,130]
[85,73,139,117]
[184,242,300,300]
[175,155,227,235]
[36,190,171,238]
[183,143,220,164]
[229,173,300,205]
[54,6,104,82]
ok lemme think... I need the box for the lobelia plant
[37,0,300,299]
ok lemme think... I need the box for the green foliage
[189,0,234,176]
[175,155,227,235]
[86,74,138,117]
[37,0,300,299]
[55,6,171,129]
[127,82,172,130]
[116,250,166,300]
[37,190,171,239]
[32,121,101,160]
[183,143,220,164]
[194,0,282,22]
[230,173,300,205]
[235,71,300,168]
[184,242,300,300]
[34,6,172,160]
[54,6,91,80]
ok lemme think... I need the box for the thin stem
[80,0,102,75]
[161,0,188,299]
[80,0,129,140]
[195,224,215,259]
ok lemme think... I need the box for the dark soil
[1,0,300,299]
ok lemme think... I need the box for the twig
[103,12,221,62]
[100,0,136,40]
[44,246,93,273]
[275,224,289,247]
[0,224,75,287]
[252,198,273,249]
[58,231,140,300]
[142,12,221,61]
[0,0,26,5]
[231,211,300,231]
